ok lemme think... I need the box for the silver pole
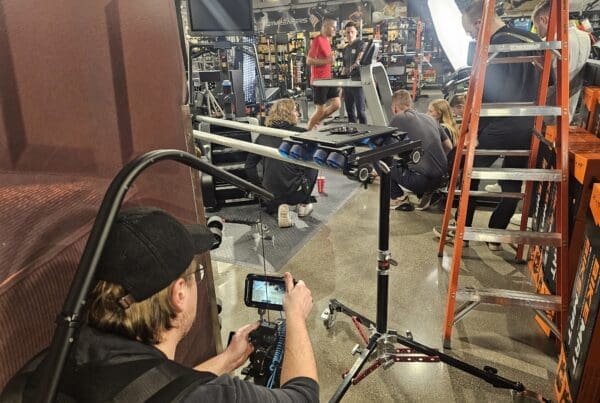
[196,116,296,138]
[193,130,342,174]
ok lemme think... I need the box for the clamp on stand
[320,155,549,403]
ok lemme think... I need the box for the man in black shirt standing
[455,0,542,251]
[341,22,367,124]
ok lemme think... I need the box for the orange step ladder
[437,0,570,348]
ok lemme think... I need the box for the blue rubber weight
[313,148,328,165]
[278,141,291,157]
[326,152,346,169]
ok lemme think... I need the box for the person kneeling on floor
[2,207,318,402]
[245,99,319,228]
[388,90,448,211]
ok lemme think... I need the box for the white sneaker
[297,203,313,217]
[510,213,533,228]
[278,204,293,228]
[485,183,502,192]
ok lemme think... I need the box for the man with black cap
[4,207,318,402]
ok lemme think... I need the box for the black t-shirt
[389,109,448,178]
[342,39,365,69]
[480,25,543,142]
[8,326,319,403]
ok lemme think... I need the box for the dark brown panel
[0,0,216,389]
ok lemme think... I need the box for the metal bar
[461,149,530,157]
[196,116,296,138]
[534,309,561,339]
[193,130,341,174]
[471,168,561,181]
[487,55,544,65]
[452,190,524,199]
[453,301,481,325]
[488,40,561,52]
[463,227,562,246]
[480,104,561,117]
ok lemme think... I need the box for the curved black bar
[35,150,273,402]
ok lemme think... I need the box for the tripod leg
[329,334,379,403]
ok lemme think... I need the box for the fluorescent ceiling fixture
[427,0,471,71]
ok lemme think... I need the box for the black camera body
[238,274,292,387]
[242,319,285,387]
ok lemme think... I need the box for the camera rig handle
[35,149,274,403]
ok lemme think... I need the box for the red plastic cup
[317,176,325,193]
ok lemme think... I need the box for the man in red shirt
[307,17,340,130]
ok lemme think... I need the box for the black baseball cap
[96,207,218,303]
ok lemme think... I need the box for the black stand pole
[34,150,273,403]
[325,158,540,403]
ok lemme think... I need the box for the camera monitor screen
[187,0,254,36]
[251,279,285,306]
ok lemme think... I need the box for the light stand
[322,157,545,403]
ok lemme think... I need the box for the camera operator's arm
[194,322,259,375]
[281,272,318,384]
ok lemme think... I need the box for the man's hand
[283,272,313,320]
[224,322,260,370]
[195,322,259,375]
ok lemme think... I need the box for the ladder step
[471,168,561,181]
[462,227,562,246]
[462,149,530,157]
[480,103,561,117]
[453,190,524,199]
[456,287,561,311]
[488,41,561,53]
[488,55,544,65]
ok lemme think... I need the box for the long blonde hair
[265,99,298,127]
[87,262,196,344]
[429,99,459,145]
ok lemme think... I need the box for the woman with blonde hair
[427,99,459,148]
[246,99,318,227]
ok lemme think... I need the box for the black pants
[462,130,531,229]
[390,166,442,199]
[344,87,366,124]
[265,174,317,214]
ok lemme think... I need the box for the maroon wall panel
[0,0,216,388]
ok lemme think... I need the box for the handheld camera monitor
[244,274,287,311]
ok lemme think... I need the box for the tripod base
[323,299,544,403]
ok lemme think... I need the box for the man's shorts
[312,86,340,106]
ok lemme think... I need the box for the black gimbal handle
[35,149,274,402]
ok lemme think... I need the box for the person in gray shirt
[388,90,448,211]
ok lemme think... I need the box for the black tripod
[322,156,546,403]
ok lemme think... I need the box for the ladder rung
[471,168,562,181]
[453,190,524,199]
[480,103,561,117]
[462,149,530,157]
[488,41,561,53]
[488,55,544,65]
[456,287,561,311]
[462,227,562,246]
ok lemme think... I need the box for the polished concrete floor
[212,92,557,402]
[213,185,558,402]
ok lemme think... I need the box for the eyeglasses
[188,262,205,283]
